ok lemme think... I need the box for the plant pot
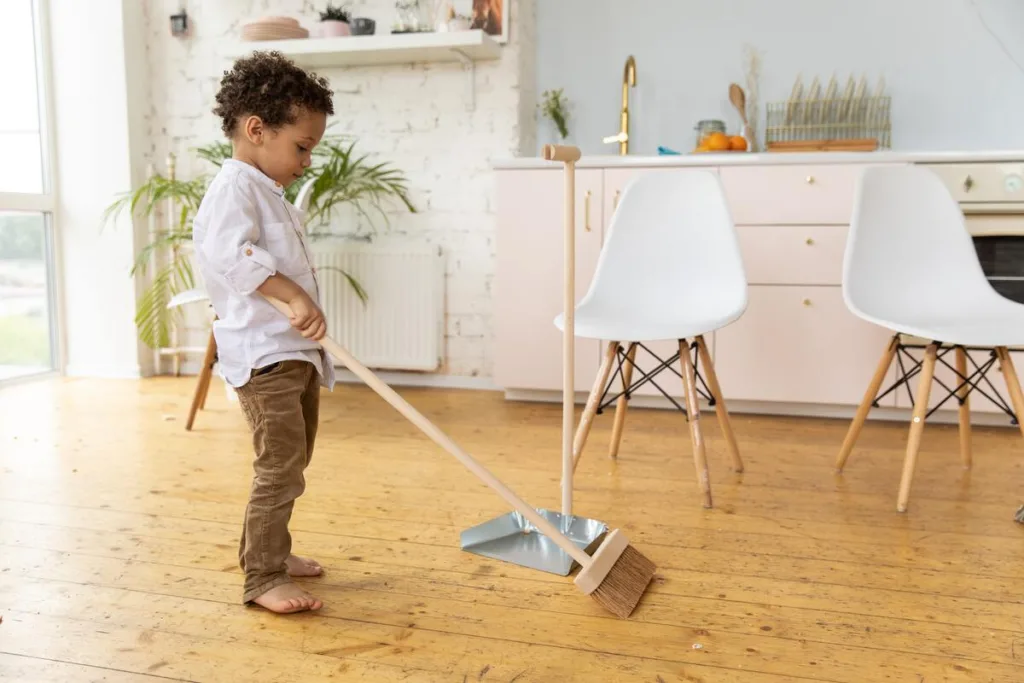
[448,17,471,31]
[319,20,351,37]
[352,17,376,35]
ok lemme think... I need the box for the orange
[706,132,730,151]
[729,135,748,151]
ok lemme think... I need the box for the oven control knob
[1005,173,1023,193]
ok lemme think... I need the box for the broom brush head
[573,529,656,619]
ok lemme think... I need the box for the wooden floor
[1,378,1024,682]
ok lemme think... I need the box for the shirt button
[245,248,253,256]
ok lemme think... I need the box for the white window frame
[0,0,64,381]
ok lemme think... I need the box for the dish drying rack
[765,75,891,152]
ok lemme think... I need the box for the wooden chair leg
[955,346,972,469]
[197,365,212,411]
[572,341,619,472]
[897,342,939,513]
[186,331,217,432]
[608,343,638,459]
[680,339,713,509]
[835,335,900,472]
[694,335,743,473]
[996,347,1024,439]
[200,329,219,407]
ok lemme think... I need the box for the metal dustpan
[461,508,607,575]
[460,144,607,576]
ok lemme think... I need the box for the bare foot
[285,554,323,577]
[252,582,322,614]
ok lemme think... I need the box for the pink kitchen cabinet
[493,168,604,392]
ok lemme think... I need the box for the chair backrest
[578,169,747,321]
[292,177,317,234]
[844,164,995,322]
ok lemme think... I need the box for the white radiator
[312,241,444,372]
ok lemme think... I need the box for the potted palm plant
[103,135,416,350]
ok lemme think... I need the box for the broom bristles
[588,543,656,619]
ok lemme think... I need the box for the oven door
[965,212,1024,304]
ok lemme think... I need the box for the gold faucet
[603,55,637,155]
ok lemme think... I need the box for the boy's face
[237,107,327,188]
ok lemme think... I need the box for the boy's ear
[242,115,265,144]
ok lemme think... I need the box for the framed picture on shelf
[469,0,508,44]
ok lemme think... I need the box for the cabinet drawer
[738,225,848,285]
[924,162,1024,204]
[714,286,897,406]
[721,164,864,225]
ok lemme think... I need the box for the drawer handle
[805,175,815,185]
[963,175,974,193]
[803,298,812,307]
[805,237,814,246]
[584,190,592,232]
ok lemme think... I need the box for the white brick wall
[141,0,536,379]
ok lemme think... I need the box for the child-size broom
[262,292,656,618]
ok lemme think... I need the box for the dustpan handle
[542,144,582,519]
[262,294,593,568]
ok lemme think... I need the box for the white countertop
[491,149,1024,170]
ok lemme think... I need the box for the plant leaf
[318,264,368,305]
[133,256,195,349]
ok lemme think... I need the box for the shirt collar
[224,159,285,196]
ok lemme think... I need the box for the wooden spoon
[729,83,748,126]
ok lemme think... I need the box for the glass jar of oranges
[694,120,726,148]
[693,119,749,153]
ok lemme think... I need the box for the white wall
[536,0,1024,154]
[49,0,149,378]
[141,0,536,380]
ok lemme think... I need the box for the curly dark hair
[213,51,334,137]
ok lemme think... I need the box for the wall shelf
[229,29,500,68]
[228,30,500,109]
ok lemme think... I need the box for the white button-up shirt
[192,159,335,390]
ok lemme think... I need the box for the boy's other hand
[287,293,327,341]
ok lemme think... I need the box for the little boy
[192,51,336,614]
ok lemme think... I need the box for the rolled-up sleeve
[198,177,277,295]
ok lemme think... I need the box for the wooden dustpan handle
[542,144,582,519]
[263,294,593,568]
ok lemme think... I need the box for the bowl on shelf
[352,17,376,35]
[241,16,309,41]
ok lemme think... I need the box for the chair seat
[167,287,209,309]
[857,301,1024,348]
[555,302,743,342]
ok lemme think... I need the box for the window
[0,0,58,381]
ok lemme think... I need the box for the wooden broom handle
[263,295,593,568]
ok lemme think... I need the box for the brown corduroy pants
[234,360,320,603]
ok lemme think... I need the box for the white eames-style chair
[560,169,748,508]
[836,164,1024,511]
